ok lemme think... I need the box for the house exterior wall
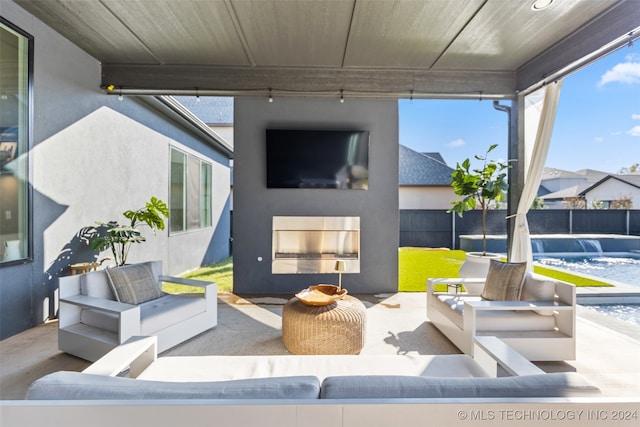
[584,179,640,209]
[0,1,230,339]
[399,186,456,210]
[233,97,399,294]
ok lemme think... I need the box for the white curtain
[509,81,563,270]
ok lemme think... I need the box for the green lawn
[163,256,233,294]
[397,247,612,292]
[162,250,612,294]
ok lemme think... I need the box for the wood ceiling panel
[13,0,158,63]
[343,0,485,69]
[101,0,250,65]
[230,0,355,67]
[435,0,620,71]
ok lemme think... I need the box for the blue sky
[399,43,640,174]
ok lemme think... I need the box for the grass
[162,249,613,295]
[162,256,233,294]
[397,247,613,292]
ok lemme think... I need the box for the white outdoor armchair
[58,261,217,362]
[427,270,576,361]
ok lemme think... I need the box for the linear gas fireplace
[272,216,360,274]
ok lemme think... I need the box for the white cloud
[448,138,465,148]
[598,62,640,87]
[611,130,623,136]
[626,53,640,62]
[633,113,640,120]
[594,136,604,142]
[627,125,640,137]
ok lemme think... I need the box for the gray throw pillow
[106,263,164,305]
[481,259,527,301]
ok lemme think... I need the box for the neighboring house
[579,174,640,209]
[538,168,609,208]
[0,7,232,340]
[399,145,455,210]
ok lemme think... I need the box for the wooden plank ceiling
[13,0,640,98]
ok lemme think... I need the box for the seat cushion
[320,373,600,399]
[140,294,206,334]
[434,295,556,331]
[481,260,526,301]
[26,372,321,400]
[521,273,557,315]
[106,263,164,305]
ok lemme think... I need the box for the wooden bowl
[295,284,348,306]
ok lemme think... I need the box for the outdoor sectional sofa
[57,261,217,362]
[28,337,600,401]
[427,266,576,361]
[8,337,638,427]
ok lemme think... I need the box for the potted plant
[449,144,511,278]
[89,196,169,267]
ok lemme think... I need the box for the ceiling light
[531,0,554,11]
[339,90,344,103]
[268,88,273,103]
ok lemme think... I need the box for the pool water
[536,256,640,287]
[584,304,640,326]
[536,255,640,326]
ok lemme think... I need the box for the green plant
[448,144,511,255]
[89,197,169,266]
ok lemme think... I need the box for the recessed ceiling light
[531,0,555,11]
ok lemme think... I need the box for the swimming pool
[536,255,640,288]
[583,304,640,326]
[536,254,640,326]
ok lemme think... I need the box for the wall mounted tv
[266,129,369,189]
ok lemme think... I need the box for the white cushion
[435,295,556,331]
[80,309,119,332]
[80,271,115,300]
[521,272,557,315]
[79,294,206,335]
[140,294,206,335]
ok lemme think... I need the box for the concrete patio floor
[1,291,640,400]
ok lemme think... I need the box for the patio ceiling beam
[517,0,640,93]
[101,65,516,100]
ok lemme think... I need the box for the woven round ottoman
[282,295,366,355]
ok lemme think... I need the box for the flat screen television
[266,129,369,189]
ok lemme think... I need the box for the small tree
[449,144,511,255]
[563,196,585,209]
[611,196,632,209]
[89,197,169,266]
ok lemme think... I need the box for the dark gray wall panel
[233,97,399,294]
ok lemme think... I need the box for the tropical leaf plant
[89,197,169,266]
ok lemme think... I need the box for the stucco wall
[0,1,231,339]
[399,186,456,210]
[233,97,399,294]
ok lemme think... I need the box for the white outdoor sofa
[427,271,576,361]
[27,335,601,400]
[9,336,619,427]
[57,261,217,362]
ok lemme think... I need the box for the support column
[507,96,525,259]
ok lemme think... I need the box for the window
[1,19,32,264]
[170,147,212,232]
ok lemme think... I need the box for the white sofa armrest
[159,275,217,315]
[427,278,486,296]
[159,275,216,289]
[82,336,157,378]
[59,294,141,343]
[59,295,135,313]
[473,336,545,377]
